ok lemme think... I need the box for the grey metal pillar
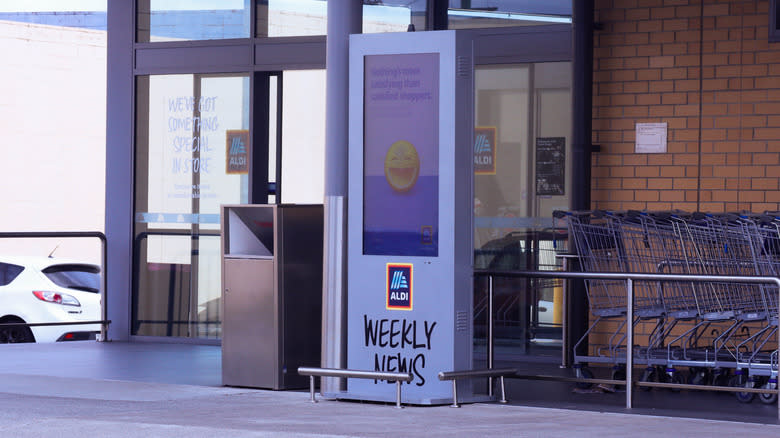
[569,0,594,362]
[105,0,135,341]
[321,0,362,395]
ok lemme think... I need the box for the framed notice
[635,123,667,154]
[535,137,565,196]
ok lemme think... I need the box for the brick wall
[592,0,780,213]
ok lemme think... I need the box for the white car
[0,255,102,343]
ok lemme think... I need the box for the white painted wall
[0,20,106,265]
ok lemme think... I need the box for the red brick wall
[592,0,780,213]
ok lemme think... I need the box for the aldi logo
[226,129,250,174]
[474,126,497,175]
[386,263,413,310]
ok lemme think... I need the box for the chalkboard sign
[535,137,565,196]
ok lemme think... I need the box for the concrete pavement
[1,341,779,437]
[1,374,780,437]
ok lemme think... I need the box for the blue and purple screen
[363,53,439,257]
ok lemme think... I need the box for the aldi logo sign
[474,126,497,175]
[386,263,413,310]
[226,129,250,174]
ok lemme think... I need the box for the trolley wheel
[728,373,745,387]
[730,374,754,404]
[611,366,626,391]
[688,367,710,387]
[711,368,730,386]
[639,367,656,392]
[576,367,594,389]
[759,381,778,405]
[669,371,685,392]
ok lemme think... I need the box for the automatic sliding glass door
[473,62,572,364]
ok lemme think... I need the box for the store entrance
[132,69,325,341]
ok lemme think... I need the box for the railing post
[488,275,494,397]
[561,256,569,368]
[100,235,108,342]
[396,380,402,409]
[450,380,459,408]
[309,375,317,403]
[626,278,633,410]
[555,253,579,369]
[499,375,507,403]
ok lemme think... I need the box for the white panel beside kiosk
[347,31,474,405]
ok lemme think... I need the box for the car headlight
[32,291,81,307]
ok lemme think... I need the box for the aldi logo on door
[474,126,497,175]
[386,263,413,310]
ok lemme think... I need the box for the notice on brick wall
[635,122,667,153]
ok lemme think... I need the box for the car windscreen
[42,264,101,293]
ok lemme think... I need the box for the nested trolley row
[559,210,779,404]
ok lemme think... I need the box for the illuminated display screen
[363,53,439,257]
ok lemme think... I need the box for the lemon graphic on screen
[384,140,420,192]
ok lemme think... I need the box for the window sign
[362,53,439,257]
[535,137,565,196]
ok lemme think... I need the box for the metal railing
[0,231,108,341]
[0,320,111,342]
[437,367,517,407]
[132,230,221,337]
[297,367,413,408]
[474,268,780,420]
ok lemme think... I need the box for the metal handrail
[0,231,108,341]
[0,320,110,328]
[0,320,111,342]
[297,366,413,408]
[438,367,517,407]
[474,268,780,420]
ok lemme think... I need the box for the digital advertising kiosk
[346,30,475,405]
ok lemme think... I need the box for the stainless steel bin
[220,204,323,389]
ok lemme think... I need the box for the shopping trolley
[563,210,779,401]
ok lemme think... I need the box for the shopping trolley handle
[759,214,777,225]
[691,211,710,221]
[725,212,743,222]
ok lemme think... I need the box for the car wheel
[0,320,35,343]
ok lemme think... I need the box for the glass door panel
[134,73,250,339]
[473,62,571,364]
[279,69,326,204]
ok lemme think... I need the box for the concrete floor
[0,341,779,437]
